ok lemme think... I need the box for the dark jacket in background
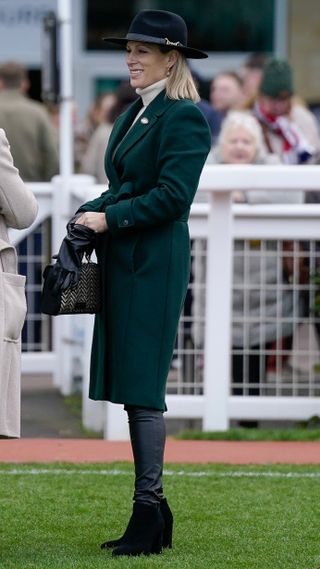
[197,98,223,143]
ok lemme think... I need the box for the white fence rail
[14,166,320,439]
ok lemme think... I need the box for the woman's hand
[76,212,108,233]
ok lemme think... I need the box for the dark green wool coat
[78,90,211,410]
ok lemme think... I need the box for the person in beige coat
[0,129,38,438]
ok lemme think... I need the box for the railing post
[49,0,74,394]
[51,175,73,392]
[57,0,73,179]
[81,314,105,433]
[203,190,233,431]
[104,402,130,440]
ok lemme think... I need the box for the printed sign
[0,0,56,65]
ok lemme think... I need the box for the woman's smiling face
[126,41,173,89]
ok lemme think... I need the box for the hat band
[126,32,184,47]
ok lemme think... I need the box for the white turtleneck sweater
[132,78,167,126]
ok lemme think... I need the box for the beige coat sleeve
[292,104,320,152]
[0,129,38,229]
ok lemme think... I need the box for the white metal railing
[15,166,320,438]
[200,165,320,433]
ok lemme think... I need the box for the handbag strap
[84,253,92,263]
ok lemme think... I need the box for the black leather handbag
[41,219,101,316]
[42,255,101,315]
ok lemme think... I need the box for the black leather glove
[51,218,96,291]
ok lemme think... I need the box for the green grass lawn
[176,427,320,441]
[1,462,319,569]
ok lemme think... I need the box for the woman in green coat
[77,9,211,557]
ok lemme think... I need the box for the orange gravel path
[1,438,320,464]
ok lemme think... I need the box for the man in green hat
[253,58,320,164]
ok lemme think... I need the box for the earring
[166,67,171,77]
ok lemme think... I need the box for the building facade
[0,0,319,118]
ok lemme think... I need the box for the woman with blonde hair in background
[193,111,303,400]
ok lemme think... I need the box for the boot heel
[160,498,173,549]
[151,530,163,554]
[162,527,173,549]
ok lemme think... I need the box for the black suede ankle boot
[101,497,173,550]
[111,502,164,557]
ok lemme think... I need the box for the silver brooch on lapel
[141,117,149,124]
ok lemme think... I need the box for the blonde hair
[217,111,267,162]
[162,51,200,103]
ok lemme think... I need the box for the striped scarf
[254,102,314,164]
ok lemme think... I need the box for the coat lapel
[107,98,142,159]
[113,90,177,165]
[106,98,143,190]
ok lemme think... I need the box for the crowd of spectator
[191,54,320,399]
[1,53,319,404]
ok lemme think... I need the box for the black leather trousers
[125,406,166,505]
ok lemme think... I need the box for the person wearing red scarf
[253,59,320,164]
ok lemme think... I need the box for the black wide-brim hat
[103,9,208,59]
